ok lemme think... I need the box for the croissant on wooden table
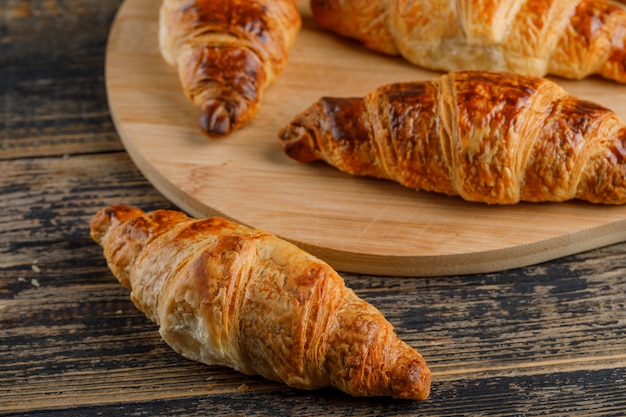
[90,204,431,400]
[311,0,626,83]
[159,0,301,137]
[279,70,626,205]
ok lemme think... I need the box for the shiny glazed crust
[159,0,301,137]
[279,70,626,205]
[310,0,626,83]
[90,204,431,400]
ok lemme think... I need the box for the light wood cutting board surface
[105,0,626,276]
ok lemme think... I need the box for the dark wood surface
[1,1,626,415]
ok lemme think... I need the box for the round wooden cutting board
[105,0,626,276]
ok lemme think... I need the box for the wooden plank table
[1,1,626,415]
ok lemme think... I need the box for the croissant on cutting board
[159,0,301,137]
[279,70,626,205]
[311,0,626,83]
[90,205,431,400]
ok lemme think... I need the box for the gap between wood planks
[432,353,626,380]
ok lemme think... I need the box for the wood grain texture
[106,0,626,276]
[0,0,124,160]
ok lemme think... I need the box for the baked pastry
[159,0,301,137]
[311,0,626,83]
[279,70,626,204]
[90,204,431,400]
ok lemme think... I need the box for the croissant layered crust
[279,70,626,205]
[311,0,626,83]
[90,205,431,400]
[159,0,301,137]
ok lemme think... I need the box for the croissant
[90,204,431,400]
[159,0,301,137]
[278,70,626,205]
[310,0,626,83]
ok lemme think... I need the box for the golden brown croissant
[279,70,626,205]
[90,204,431,400]
[159,0,301,137]
[311,0,626,83]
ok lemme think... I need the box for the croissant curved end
[278,122,320,163]
[200,99,235,138]
[389,356,432,400]
[90,205,144,245]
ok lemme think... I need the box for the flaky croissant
[90,204,431,400]
[311,0,626,83]
[279,70,626,205]
[159,0,301,137]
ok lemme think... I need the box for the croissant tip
[389,356,432,401]
[200,100,234,138]
[278,123,319,163]
[90,205,144,245]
